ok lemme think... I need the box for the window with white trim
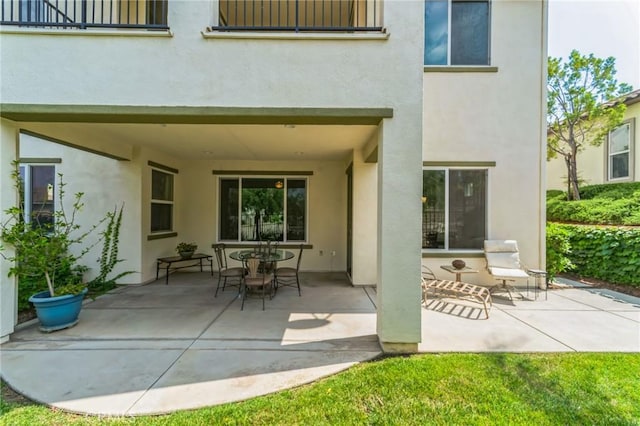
[607,121,631,181]
[422,168,487,250]
[151,168,174,233]
[424,0,491,66]
[219,177,307,242]
[18,164,56,229]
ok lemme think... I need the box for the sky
[548,0,640,91]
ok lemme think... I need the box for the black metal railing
[213,0,383,32]
[1,0,169,30]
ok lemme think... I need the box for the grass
[2,353,640,425]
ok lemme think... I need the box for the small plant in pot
[0,164,107,332]
[176,242,197,259]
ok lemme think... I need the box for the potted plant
[0,164,106,332]
[176,242,197,259]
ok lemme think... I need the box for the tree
[547,50,632,200]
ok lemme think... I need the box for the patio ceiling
[20,122,380,161]
[3,104,387,162]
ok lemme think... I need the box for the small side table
[440,265,478,282]
[526,269,548,300]
[156,253,213,285]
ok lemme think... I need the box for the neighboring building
[1,0,548,350]
[547,89,640,190]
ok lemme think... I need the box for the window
[151,169,174,233]
[607,121,632,181]
[18,164,56,229]
[424,0,490,66]
[219,177,307,242]
[422,168,487,250]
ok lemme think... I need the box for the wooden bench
[422,279,492,319]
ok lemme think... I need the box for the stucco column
[376,119,423,352]
[351,147,378,286]
[0,119,19,343]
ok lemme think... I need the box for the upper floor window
[216,0,382,32]
[607,120,633,181]
[151,168,174,233]
[424,0,490,66]
[423,168,487,250]
[219,177,307,243]
[3,0,168,30]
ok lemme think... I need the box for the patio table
[229,249,295,297]
[156,253,213,285]
[229,249,295,263]
[440,264,478,282]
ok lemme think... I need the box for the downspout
[538,0,549,269]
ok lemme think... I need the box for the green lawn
[2,353,639,425]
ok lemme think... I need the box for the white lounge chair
[483,240,530,300]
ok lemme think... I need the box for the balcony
[213,0,383,32]
[0,0,169,30]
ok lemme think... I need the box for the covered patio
[1,104,423,351]
[1,272,638,416]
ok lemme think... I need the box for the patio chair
[483,239,530,300]
[213,243,244,297]
[241,257,275,310]
[275,244,303,296]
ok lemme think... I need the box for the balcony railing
[1,0,169,30]
[213,0,383,32]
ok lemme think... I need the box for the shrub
[556,224,640,287]
[546,223,574,281]
[546,183,640,225]
[579,181,640,200]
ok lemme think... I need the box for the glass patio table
[228,249,295,263]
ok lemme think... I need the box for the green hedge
[552,224,640,287]
[546,183,640,225]
[579,181,640,199]
[546,223,574,281]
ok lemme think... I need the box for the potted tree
[1,164,106,332]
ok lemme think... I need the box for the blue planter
[28,288,88,332]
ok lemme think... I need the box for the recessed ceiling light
[203,151,213,155]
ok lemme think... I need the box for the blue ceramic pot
[28,287,88,332]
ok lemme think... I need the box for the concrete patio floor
[1,271,639,416]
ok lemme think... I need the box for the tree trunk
[565,152,581,201]
[45,271,55,297]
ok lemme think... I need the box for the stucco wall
[193,159,348,273]
[0,1,419,112]
[19,134,142,284]
[16,137,359,284]
[0,1,545,348]
[422,0,547,284]
[0,120,19,342]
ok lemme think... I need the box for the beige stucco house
[547,89,640,190]
[0,0,548,350]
